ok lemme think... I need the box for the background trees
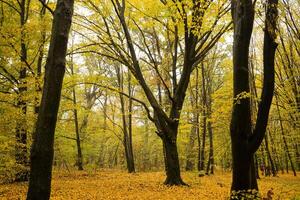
[0,0,52,182]
[74,0,231,185]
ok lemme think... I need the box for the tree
[115,65,135,173]
[77,0,230,185]
[230,0,278,197]
[27,0,74,199]
[14,0,31,182]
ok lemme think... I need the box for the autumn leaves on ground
[0,169,299,200]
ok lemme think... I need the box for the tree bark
[27,1,74,199]
[230,0,278,196]
[163,135,186,185]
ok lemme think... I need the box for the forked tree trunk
[230,0,278,197]
[111,0,227,186]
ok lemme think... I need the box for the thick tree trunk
[27,1,74,199]
[163,136,187,185]
[231,139,258,191]
[230,0,278,197]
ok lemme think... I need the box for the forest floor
[0,169,299,200]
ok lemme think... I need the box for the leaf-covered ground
[0,170,299,199]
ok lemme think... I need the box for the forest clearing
[0,0,300,199]
[1,170,300,199]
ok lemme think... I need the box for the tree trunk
[127,70,135,173]
[231,0,254,189]
[117,66,135,173]
[72,87,84,171]
[163,136,187,185]
[15,0,29,182]
[231,139,258,190]
[27,1,74,199]
[69,37,84,171]
[199,63,207,171]
[206,120,214,175]
[196,113,201,172]
[206,82,214,175]
[230,0,277,197]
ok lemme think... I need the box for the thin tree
[15,0,30,182]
